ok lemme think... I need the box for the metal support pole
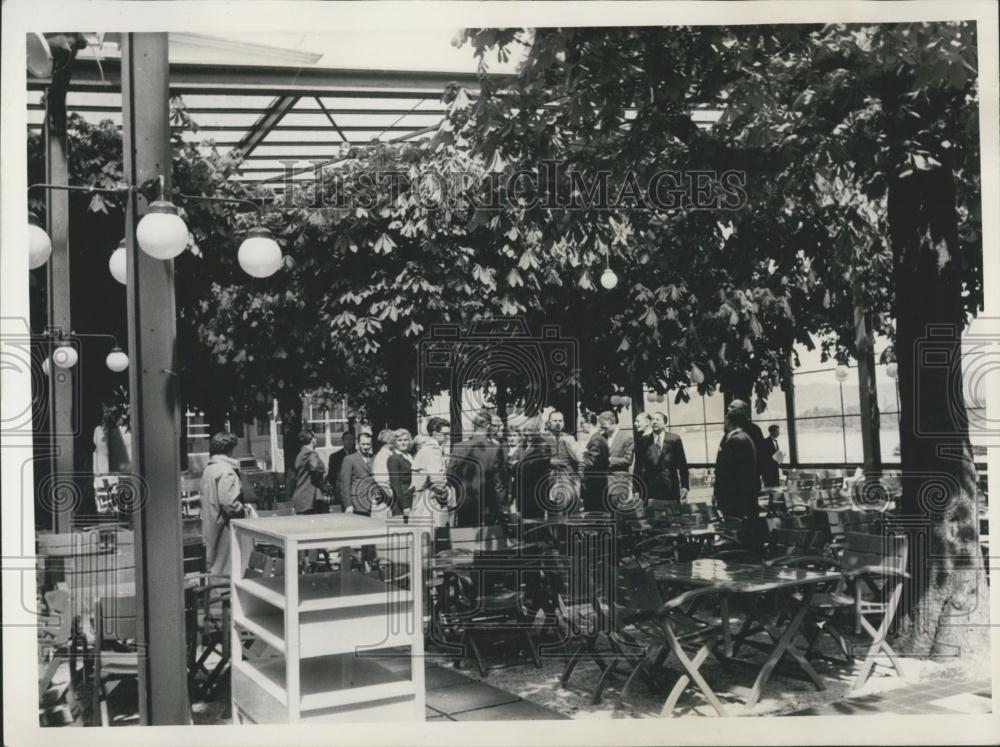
[783,363,799,466]
[855,309,882,474]
[121,33,190,725]
[44,68,74,533]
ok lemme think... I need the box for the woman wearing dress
[386,428,415,516]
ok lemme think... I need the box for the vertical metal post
[44,70,74,533]
[783,364,799,466]
[855,308,882,474]
[121,33,190,725]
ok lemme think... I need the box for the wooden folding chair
[37,589,74,697]
[184,573,232,703]
[92,595,139,726]
[433,525,540,677]
[612,575,728,717]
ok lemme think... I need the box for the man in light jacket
[200,432,257,577]
[411,417,452,527]
[600,411,635,508]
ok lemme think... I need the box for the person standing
[544,410,581,513]
[760,424,784,488]
[726,399,766,490]
[512,415,552,520]
[713,401,765,552]
[601,411,635,509]
[411,417,452,527]
[292,430,328,514]
[387,428,415,516]
[340,431,377,516]
[638,412,690,503]
[449,412,508,527]
[200,432,257,577]
[327,429,356,508]
[580,410,610,512]
[631,411,653,503]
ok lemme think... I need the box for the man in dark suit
[638,412,690,503]
[580,410,610,512]
[714,401,766,552]
[760,424,783,488]
[726,399,766,490]
[514,416,552,520]
[339,431,378,516]
[600,411,634,508]
[326,429,356,508]
[449,412,509,527]
[631,411,653,503]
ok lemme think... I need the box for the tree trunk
[370,340,418,434]
[278,391,303,499]
[629,369,645,418]
[888,165,988,668]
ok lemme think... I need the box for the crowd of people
[200,399,787,573]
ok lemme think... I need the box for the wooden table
[651,559,841,708]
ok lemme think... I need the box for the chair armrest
[843,564,910,580]
[657,586,726,615]
[765,555,839,570]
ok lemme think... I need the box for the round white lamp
[28,214,52,270]
[656,394,665,403]
[689,364,705,385]
[609,395,621,407]
[53,344,78,369]
[646,391,657,402]
[109,240,127,284]
[106,347,129,372]
[600,267,618,290]
[886,361,898,379]
[136,200,188,260]
[834,364,850,382]
[238,226,283,278]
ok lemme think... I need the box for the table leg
[746,587,823,708]
[720,595,732,658]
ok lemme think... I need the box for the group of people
[200,398,786,575]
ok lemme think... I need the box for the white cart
[229,513,426,723]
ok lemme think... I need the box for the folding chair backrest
[840,531,908,575]
[436,525,508,553]
[38,589,72,646]
[614,564,664,615]
[768,528,826,557]
[99,595,138,642]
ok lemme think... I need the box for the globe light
[53,344,78,369]
[600,267,618,290]
[689,363,705,385]
[886,361,898,380]
[109,240,127,284]
[238,226,283,278]
[834,364,850,382]
[646,391,657,402]
[656,394,665,403]
[42,357,51,376]
[610,395,622,407]
[28,214,52,270]
[106,347,129,372]
[136,200,188,260]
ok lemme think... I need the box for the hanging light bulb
[53,343,78,369]
[600,267,618,290]
[656,394,665,403]
[238,226,283,278]
[106,346,129,372]
[646,391,657,402]
[886,361,898,379]
[834,364,850,382]
[136,200,188,260]
[689,363,705,385]
[109,240,127,284]
[610,395,622,407]
[28,213,52,270]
